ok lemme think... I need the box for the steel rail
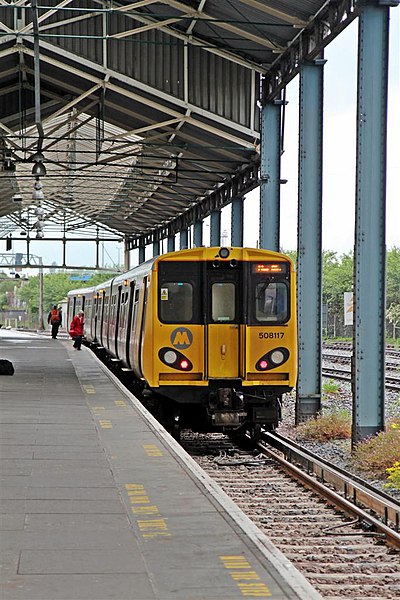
[259,431,400,549]
[321,366,400,391]
[322,350,400,362]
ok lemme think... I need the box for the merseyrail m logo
[170,327,193,349]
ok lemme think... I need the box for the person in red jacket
[69,311,84,350]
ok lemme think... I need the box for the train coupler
[209,388,246,427]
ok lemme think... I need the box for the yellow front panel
[207,324,239,378]
[147,322,205,386]
[244,268,297,387]
[244,327,292,384]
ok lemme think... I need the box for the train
[67,246,297,439]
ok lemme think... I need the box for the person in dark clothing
[69,311,84,350]
[47,305,62,339]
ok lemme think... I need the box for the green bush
[296,410,351,442]
[352,424,400,479]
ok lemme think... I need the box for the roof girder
[0,0,362,249]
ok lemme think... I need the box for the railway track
[261,432,399,540]
[323,342,400,360]
[321,365,400,391]
[322,351,400,373]
[322,350,400,369]
[322,344,400,390]
[181,431,400,599]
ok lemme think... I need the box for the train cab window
[249,261,290,325]
[254,281,288,323]
[159,282,193,323]
[211,283,235,322]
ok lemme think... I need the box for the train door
[85,297,91,339]
[129,285,141,374]
[138,276,149,374]
[206,263,242,379]
[107,287,117,354]
[67,297,75,330]
[102,290,110,349]
[124,281,135,368]
[93,294,98,342]
[114,285,122,358]
[98,292,105,346]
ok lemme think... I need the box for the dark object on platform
[0,359,14,375]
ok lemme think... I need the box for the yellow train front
[141,247,297,438]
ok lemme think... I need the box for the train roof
[67,285,96,297]
[153,246,294,266]
[67,247,295,297]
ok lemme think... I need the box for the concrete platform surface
[0,329,322,600]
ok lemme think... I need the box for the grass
[322,379,340,394]
[352,422,400,484]
[296,410,351,442]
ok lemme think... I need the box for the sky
[8,11,400,272]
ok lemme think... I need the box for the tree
[0,277,22,309]
[18,271,116,315]
[387,304,400,339]
[386,247,400,309]
[322,251,353,318]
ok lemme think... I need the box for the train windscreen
[249,262,290,324]
[158,261,201,324]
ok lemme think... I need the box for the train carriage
[68,247,297,439]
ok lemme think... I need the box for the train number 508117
[258,332,285,339]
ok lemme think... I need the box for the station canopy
[0,1,357,247]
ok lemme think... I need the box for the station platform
[0,329,322,600]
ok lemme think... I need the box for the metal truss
[263,0,361,101]
[0,0,366,256]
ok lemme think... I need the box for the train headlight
[219,247,230,259]
[256,347,289,371]
[270,350,285,365]
[158,347,193,371]
[164,350,178,364]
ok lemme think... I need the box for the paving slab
[18,548,146,575]
[2,573,157,600]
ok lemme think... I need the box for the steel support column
[180,228,188,250]
[167,235,175,253]
[260,102,281,251]
[210,209,221,246]
[296,59,325,423]
[231,196,244,247]
[353,3,389,442]
[38,257,44,331]
[124,240,130,271]
[138,242,145,264]
[194,220,203,247]
[153,240,160,257]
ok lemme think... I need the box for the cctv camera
[12,193,22,203]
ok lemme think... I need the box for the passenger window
[255,282,288,322]
[212,283,235,322]
[159,282,193,323]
